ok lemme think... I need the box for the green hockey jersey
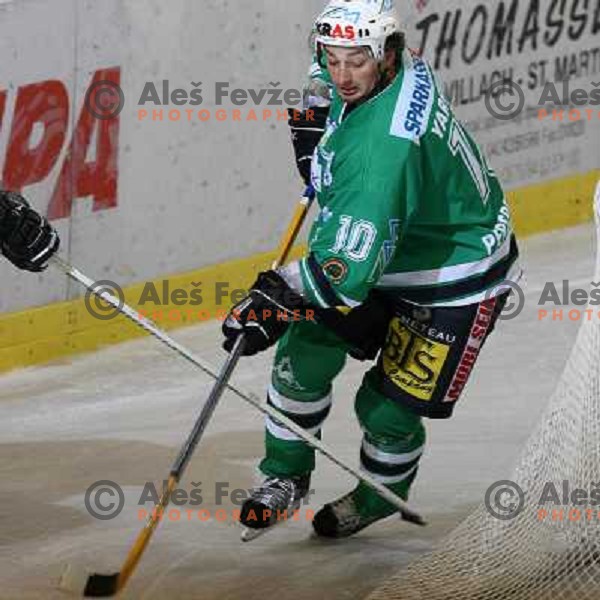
[297,50,521,308]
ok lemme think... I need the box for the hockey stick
[56,187,425,597]
[57,187,314,597]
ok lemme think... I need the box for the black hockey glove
[0,191,60,272]
[288,106,329,185]
[222,270,311,356]
[319,290,394,361]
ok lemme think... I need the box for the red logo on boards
[0,67,120,220]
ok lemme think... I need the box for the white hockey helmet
[313,0,401,62]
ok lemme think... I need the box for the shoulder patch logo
[322,258,349,285]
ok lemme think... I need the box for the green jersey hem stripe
[384,237,519,305]
[378,233,513,288]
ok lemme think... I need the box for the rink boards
[0,0,599,371]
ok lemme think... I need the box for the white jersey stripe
[430,262,523,307]
[377,234,513,288]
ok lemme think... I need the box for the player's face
[324,46,380,104]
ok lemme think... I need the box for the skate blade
[241,527,268,542]
[240,500,302,543]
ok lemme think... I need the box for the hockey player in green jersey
[222,0,520,539]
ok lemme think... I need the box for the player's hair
[385,31,406,66]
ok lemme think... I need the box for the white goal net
[367,182,600,600]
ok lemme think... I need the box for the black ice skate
[312,491,387,539]
[240,474,310,542]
